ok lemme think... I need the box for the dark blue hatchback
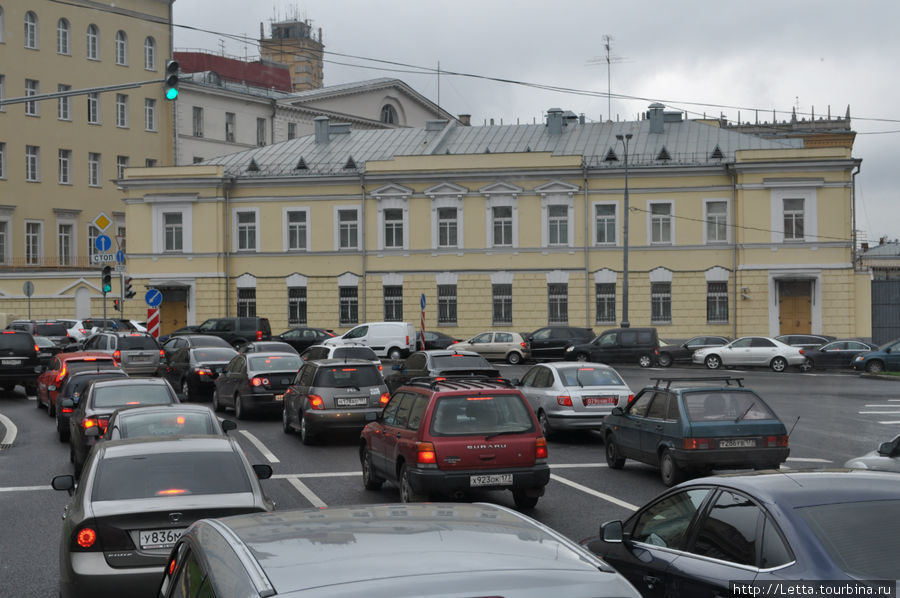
[583,470,900,597]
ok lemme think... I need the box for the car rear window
[61,373,128,399]
[314,365,382,387]
[248,354,302,372]
[332,347,378,360]
[430,393,535,436]
[797,499,900,578]
[92,451,251,500]
[557,366,625,386]
[431,355,493,369]
[66,359,118,373]
[92,385,175,408]
[192,348,237,362]
[0,333,36,352]
[117,411,217,437]
[119,335,159,350]
[682,391,777,422]
[36,323,68,336]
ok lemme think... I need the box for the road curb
[860,373,900,381]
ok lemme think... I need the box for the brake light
[416,441,436,465]
[159,349,166,359]
[765,435,789,448]
[72,522,133,552]
[627,394,635,404]
[379,392,390,406]
[176,416,186,425]
[56,363,68,383]
[195,368,212,376]
[307,394,324,410]
[61,406,73,414]
[112,350,121,362]
[256,330,263,340]
[557,395,572,407]
[406,335,410,347]
[79,328,88,335]
[156,488,188,496]
[83,418,99,430]
[168,557,177,576]
[251,377,270,387]
[799,349,805,355]
[520,341,527,349]
[535,437,548,460]
[35,344,40,352]
[683,437,713,450]
[76,527,97,549]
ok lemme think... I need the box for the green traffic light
[165,87,179,100]
[102,284,112,293]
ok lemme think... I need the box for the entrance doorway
[778,280,812,334]
[158,287,188,336]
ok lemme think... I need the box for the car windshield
[682,391,777,421]
[332,347,378,360]
[119,335,159,350]
[248,355,302,372]
[557,366,625,387]
[91,451,251,500]
[117,411,217,437]
[797,499,900,578]
[431,394,535,436]
[314,365,382,387]
[431,355,493,369]
[192,348,237,362]
[92,384,174,408]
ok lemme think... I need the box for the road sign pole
[120,272,125,317]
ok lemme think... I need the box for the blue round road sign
[420,293,426,310]
[145,288,163,308]
[115,250,126,264]
[95,234,112,252]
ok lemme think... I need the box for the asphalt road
[1,364,898,598]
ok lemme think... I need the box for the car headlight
[564,346,573,352]
[854,355,864,361]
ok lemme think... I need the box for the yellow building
[119,104,870,339]
[0,0,173,323]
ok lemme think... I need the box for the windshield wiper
[484,428,529,440]
[735,402,755,422]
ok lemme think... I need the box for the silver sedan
[514,362,633,437]
[692,336,806,372]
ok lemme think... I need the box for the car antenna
[787,415,800,438]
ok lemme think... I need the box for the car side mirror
[510,378,521,386]
[611,406,624,416]
[885,348,892,354]
[49,385,57,392]
[878,441,893,456]
[601,520,624,543]
[52,474,76,496]
[221,420,237,433]
[84,426,100,437]
[253,464,273,480]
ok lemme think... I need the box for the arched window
[0,6,6,44]
[115,30,127,65]
[143,36,156,70]
[380,104,397,125]
[57,18,70,55]
[24,11,38,49]
[86,24,98,60]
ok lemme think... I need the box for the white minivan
[323,321,416,360]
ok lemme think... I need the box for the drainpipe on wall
[223,176,235,316]
[851,160,862,268]
[729,167,738,339]
[583,161,591,327]
[359,172,367,320]
[270,98,276,146]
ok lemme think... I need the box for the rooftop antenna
[587,35,628,121]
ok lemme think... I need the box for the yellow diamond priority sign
[92,211,112,232]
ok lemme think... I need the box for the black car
[160,333,232,360]
[0,330,42,394]
[33,335,64,370]
[102,403,237,439]
[657,335,731,367]
[55,369,129,442]
[564,327,659,368]
[415,330,461,350]
[173,316,272,347]
[526,326,595,360]
[383,349,501,393]
[800,338,879,371]
[275,326,336,352]
[237,340,299,354]
[582,470,900,596]
[774,333,836,350]
[212,351,303,419]
[7,320,74,348]
[158,346,238,400]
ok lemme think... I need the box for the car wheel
[300,412,315,445]
[47,398,56,418]
[25,384,37,396]
[770,356,787,373]
[659,448,684,487]
[361,446,383,490]
[800,360,814,372]
[399,464,425,503]
[574,352,589,362]
[73,452,84,479]
[212,388,222,412]
[57,416,70,443]
[234,393,248,420]
[506,351,522,365]
[704,354,722,370]
[537,410,555,439]
[181,379,190,401]
[69,443,75,463]
[638,354,653,368]
[35,392,43,409]
[512,490,539,510]
[657,353,673,368]
[605,434,626,469]
[387,347,403,361]
[866,360,885,374]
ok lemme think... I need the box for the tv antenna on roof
[587,35,629,121]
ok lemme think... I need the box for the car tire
[506,351,522,365]
[387,347,403,361]
[47,398,56,418]
[69,444,75,464]
[657,353,673,368]
[35,392,43,409]
[399,464,425,503]
[57,416,69,443]
[234,393,248,420]
[361,446,384,490]
[659,448,684,487]
[770,356,788,373]
[605,434,626,469]
[212,388,223,412]
[512,490,539,510]
[800,360,814,372]
[638,354,653,368]
[181,379,190,402]
[574,352,589,362]
[537,410,554,439]
[299,412,315,445]
[25,384,37,396]
[866,360,885,374]
[282,407,292,434]
[704,355,722,370]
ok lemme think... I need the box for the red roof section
[175,51,293,92]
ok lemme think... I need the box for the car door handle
[654,424,663,431]
[643,575,661,588]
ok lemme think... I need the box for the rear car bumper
[60,552,164,598]
[0,364,41,385]
[670,447,790,470]
[119,363,160,376]
[547,412,610,430]
[240,391,287,410]
[408,464,551,495]
[305,408,381,433]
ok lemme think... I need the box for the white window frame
[233,208,259,252]
[256,117,266,147]
[88,152,101,186]
[592,201,618,246]
[0,216,10,265]
[225,112,235,142]
[192,106,203,137]
[87,224,99,260]
[0,7,5,44]
[116,155,128,180]
[86,25,99,60]
[429,195,464,251]
[540,196,574,248]
[115,30,127,65]
[57,219,76,266]
[647,200,675,245]
[162,211,183,252]
[703,198,730,244]
[373,187,411,251]
[0,142,5,179]
[87,92,100,124]
[152,203,193,254]
[57,18,70,55]
[58,149,72,184]
[144,98,156,131]
[283,207,310,252]
[143,36,156,71]
[24,11,38,49]
[24,220,43,265]
[489,203,516,248]
[436,206,459,249]
[25,79,38,116]
[25,145,40,181]
[115,94,128,128]
[58,84,72,120]
[334,206,360,251]
[769,187,817,244]
[0,75,5,113]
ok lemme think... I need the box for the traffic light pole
[120,272,125,317]
[0,78,168,107]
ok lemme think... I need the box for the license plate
[131,355,151,362]
[1,359,22,365]
[337,397,368,407]
[470,473,513,487]
[719,438,756,448]
[275,394,284,401]
[583,396,616,406]
[139,528,185,550]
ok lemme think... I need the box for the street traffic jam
[3,319,898,596]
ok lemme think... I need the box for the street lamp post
[616,133,633,328]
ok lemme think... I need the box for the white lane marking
[864,405,900,408]
[859,411,900,414]
[238,430,280,463]
[274,471,357,479]
[786,457,833,463]
[0,485,48,492]
[550,473,638,511]
[879,420,900,425]
[286,476,327,508]
[0,413,17,447]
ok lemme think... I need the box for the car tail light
[83,418,109,433]
[627,394,635,404]
[34,344,40,352]
[520,341,527,349]
[379,392,390,405]
[416,441,437,465]
[799,349,805,355]
[168,557,177,576]
[535,437,548,460]
[79,328,88,335]
[112,350,121,362]
[307,394,324,410]
[556,395,572,407]
[61,405,73,414]
[251,376,270,387]
[256,330,263,340]
[55,363,68,383]
[194,368,213,376]
[683,437,713,450]
[765,435,789,448]
[76,527,97,549]
[72,522,134,552]
[159,349,166,359]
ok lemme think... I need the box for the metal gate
[872,280,900,345]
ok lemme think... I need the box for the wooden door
[779,295,811,334]
[159,300,187,336]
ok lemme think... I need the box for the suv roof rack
[405,376,513,391]
[651,376,744,389]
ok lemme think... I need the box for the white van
[323,321,416,360]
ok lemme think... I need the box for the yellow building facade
[119,106,870,339]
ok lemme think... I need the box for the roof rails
[651,376,745,389]
[405,376,514,391]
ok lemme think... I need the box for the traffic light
[113,299,121,311]
[164,59,180,100]
[124,277,135,299]
[101,266,112,294]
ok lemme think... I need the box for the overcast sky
[173,0,900,244]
